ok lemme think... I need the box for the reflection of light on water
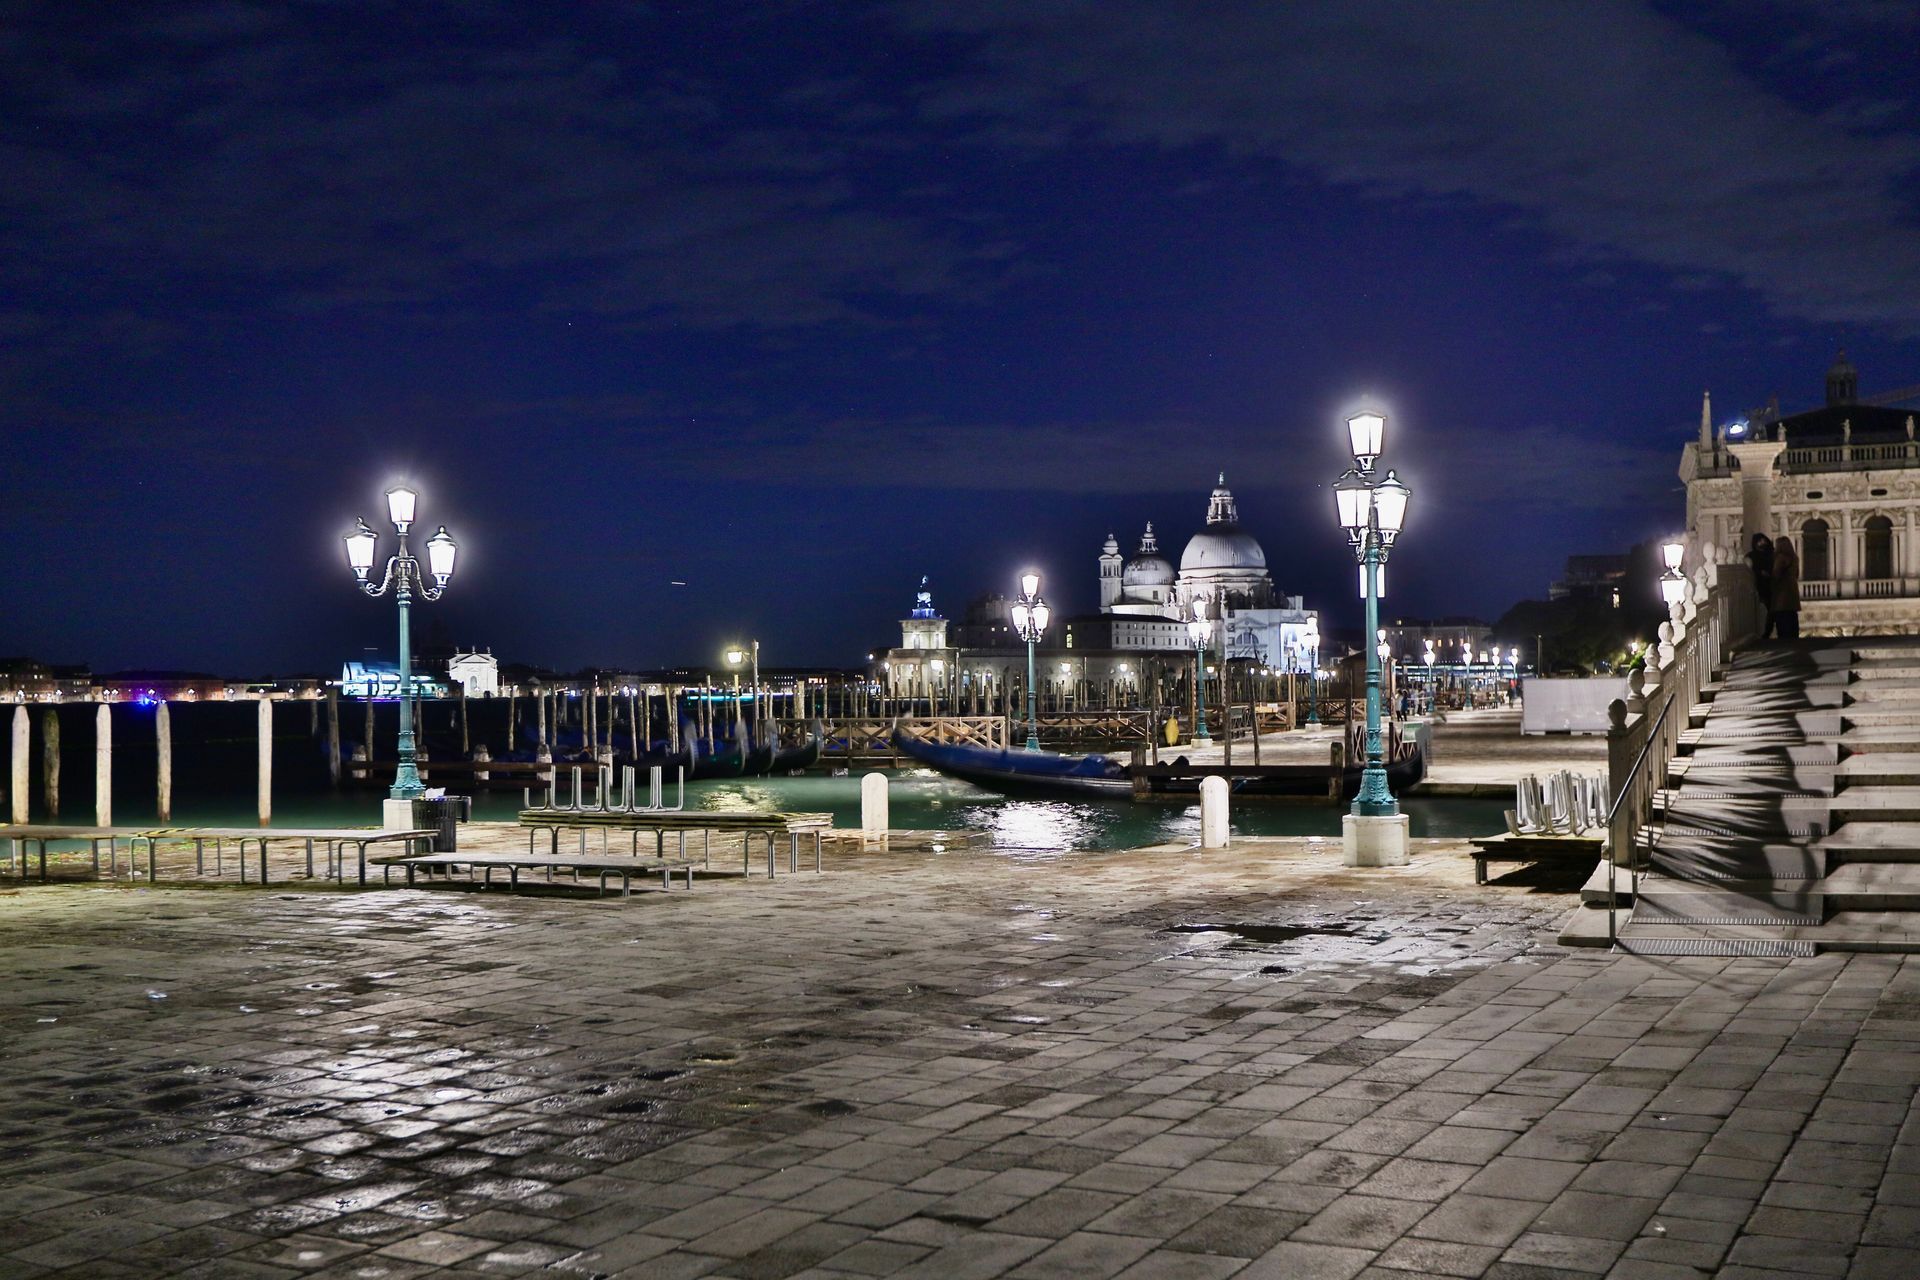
[972,801,1111,857]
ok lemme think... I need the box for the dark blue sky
[6,1,1920,673]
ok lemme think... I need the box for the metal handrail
[1605,682,1683,947]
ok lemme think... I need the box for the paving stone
[4,840,1920,1280]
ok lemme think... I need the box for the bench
[382,851,699,896]
[517,809,832,878]
[1467,832,1605,884]
[1,824,438,885]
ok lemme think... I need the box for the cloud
[0,5,994,337]
[896,0,1920,333]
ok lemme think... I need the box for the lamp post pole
[1333,411,1412,860]
[1187,596,1213,746]
[1011,571,1050,751]
[1303,620,1321,726]
[344,488,457,807]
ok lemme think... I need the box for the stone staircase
[1609,638,1920,955]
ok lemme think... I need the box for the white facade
[448,650,500,697]
[1682,355,1920,634]
[1094,476,1316,664]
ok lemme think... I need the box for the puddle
[1166,922,1362,946]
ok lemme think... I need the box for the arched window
[1802,519,1831,582]
[1865,515,1895,579]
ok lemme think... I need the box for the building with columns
[1682,353,1920,634]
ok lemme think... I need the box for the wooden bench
[1467,832,1606,884]
[517,809,832,878]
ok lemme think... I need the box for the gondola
[688,736,746,780]
[894,723,1425,802]
[891,727,1134,798]
[771,723,824,774]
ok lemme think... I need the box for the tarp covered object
[1521,676,1629,735]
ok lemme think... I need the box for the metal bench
[516,809,830,878]
[382,851,699,896]
[1,824,438,885]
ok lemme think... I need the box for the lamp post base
[1342,813,1410,867]
[382,797,418,831]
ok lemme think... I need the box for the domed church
[1089,475,1310,664]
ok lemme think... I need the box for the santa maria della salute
[879,475,1319,702]
[1089,475,1314,663]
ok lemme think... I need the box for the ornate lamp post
[1303,617,1321,726]
[1333,410,1411,864]
[344,486,457,808]
[1423,642,1436,714]
[1187,596,1214,746]
[1010,571,1050,751]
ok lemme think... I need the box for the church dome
[1122,521,1175,588]
[1180,475,1267,572]
[1180,528,1267,572]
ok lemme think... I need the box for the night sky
[8,3,1920,675]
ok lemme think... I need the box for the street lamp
[1010,570,1050,751]
[1334,409,1411,856]
[1302,616,1321,725]
[1423,643,1436,714]
[1660,539,1688,611]
[1187,595,1214,745]
[344,485,457,804]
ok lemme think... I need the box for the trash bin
[412,796,458,852]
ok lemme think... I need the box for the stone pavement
[2,837,1917,1279]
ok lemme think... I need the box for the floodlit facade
[1682,353,1920,634]
[447,650,500,697]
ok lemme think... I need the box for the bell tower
[1098,533,1123,609]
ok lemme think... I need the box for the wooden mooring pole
[258,699,273,826]
[41,706,59,819]
[157,700,173,822]
[10,705,28,824]
[326,688,341,788]
[94,703,111,828]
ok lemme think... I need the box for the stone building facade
[1682,353,1920,634]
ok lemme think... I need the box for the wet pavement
[2,836,1916,1278]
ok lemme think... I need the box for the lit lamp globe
[386,485,418,532]
[424,526,457,585]
[344,518,378,581]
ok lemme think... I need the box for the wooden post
[11,705,28,824]
[309,698,319,734]
[536,690,548,750]
[41,707,59,819]
[459,683,470,755]
[157,701,173,822]
[326,688,341,788]
[508,692,519,752]
[258,698,273,827]
[94,702,112,827]
[668,688,681,754]
[363,696,375,780]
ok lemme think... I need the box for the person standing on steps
[1772,537,1802,642]
[1747,532,1776,639]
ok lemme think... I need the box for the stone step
[1815,863,1920,911]
[1706,688,1848,712]
[1818,821,1920,856]
[1617,911,1920,954]
[1653,793,1832,839]
[1837,728,1920,754]
[1841,678,1920,697]
[1839,754,1920,787]
[1631,876,1819,923]
[1642,829,1827,881]
[1665,766,1835,796]
[1842,708,1920,728]
[1680,743,1840,769]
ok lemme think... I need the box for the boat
[895,722,1425,802]
[771,723,824,774]
[689,736,746,780]
[890,726,1134,797]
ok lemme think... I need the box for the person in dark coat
[1747,532,1776,638]
[1772,538,1801,641]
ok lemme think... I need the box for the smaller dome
[1123,554,1175,588]
[1122,521,1174,588]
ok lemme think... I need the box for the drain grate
[1633,914,1818,927]
[1618,937,1816,957]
